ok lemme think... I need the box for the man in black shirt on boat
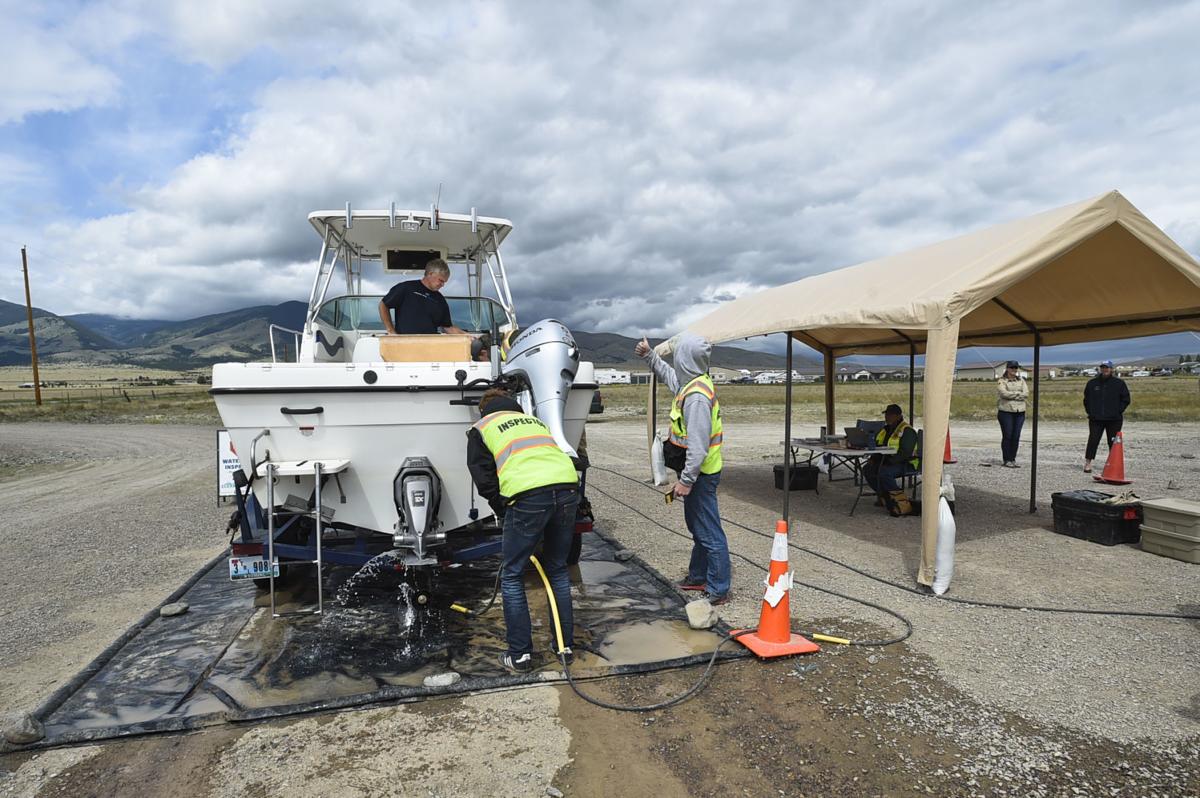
[377,258,467,335]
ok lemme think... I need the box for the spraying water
[331,552,447,662]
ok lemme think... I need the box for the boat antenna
[431,182,443,229]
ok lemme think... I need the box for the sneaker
[1002,461,1015,468]
[549,645,575,666]
[676,577,707,591]
[500,652,534,673]
[702,592,731,606]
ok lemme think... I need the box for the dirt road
[0,425,228,714]
[1,420,1197,797]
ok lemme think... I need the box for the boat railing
[269,324,303,363]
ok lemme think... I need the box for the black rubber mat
[27,531,728,747]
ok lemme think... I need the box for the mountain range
[0,299,797,370]
[2,297,1196,371]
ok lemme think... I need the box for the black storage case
[774,464,819,491]
[1050,490,1142,546]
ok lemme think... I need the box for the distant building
[595,369,631,385]
[956,364,1058,381]
[955,366,995,381]
[709,366,743,384]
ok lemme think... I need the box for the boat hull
[212,361,595,540]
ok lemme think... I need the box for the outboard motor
[501,319,580,457]
[393,457,443,560]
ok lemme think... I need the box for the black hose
[592,465,1200,622]
[455,568,501,617]
[558,631,754,712]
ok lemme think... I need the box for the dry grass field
[599,376,1200,423]
[0,365,217,423]
[1,365,1196,424]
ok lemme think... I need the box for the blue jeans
[682,471,731,597]
[865,460,906,493]
[500,487,579,656]
[998,411,1025,462]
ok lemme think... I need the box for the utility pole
[21,247,42,406]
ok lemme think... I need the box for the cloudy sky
[3,0,1200,345]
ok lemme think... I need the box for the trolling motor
[393,457,444,562]
[500,319,581,457]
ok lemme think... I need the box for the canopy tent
[659,190,1200,587]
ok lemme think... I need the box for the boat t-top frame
[303,204,517,336]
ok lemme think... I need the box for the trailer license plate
[229,555,279,581]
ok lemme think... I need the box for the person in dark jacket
[466,388,579,673]
[1083,360,1131,473]
[864,404,921,516]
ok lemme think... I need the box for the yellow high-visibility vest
[474,411,578,498]
[875,421,920,470]
[668,375,723,475]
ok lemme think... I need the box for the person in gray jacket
[635,333,731,604]
[996,360,1029,468]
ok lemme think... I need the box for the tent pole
[824,350,835,435]
[891,329,917,421]
[909,344,916,420]
[1030,330,1041,513]
[783,334,794,524]
[650,372,657,440]
[992,298,1043,514]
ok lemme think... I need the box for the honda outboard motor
[393,457,443,560]
[500,319,580,457]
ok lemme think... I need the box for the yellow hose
[811,633,851,645]
[449,603,470,614]
[530,555,567,656]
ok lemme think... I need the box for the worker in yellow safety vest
[864,404,921,516]
[635,333,731,605]
[466,388,579,673]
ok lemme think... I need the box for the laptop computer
[843,427,875,449]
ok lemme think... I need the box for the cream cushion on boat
[379,334,473,362]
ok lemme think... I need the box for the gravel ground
[0,423,228,713]
[584,417,1200,744]
[1,418,1197,797]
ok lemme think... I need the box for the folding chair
[901,429,923,499]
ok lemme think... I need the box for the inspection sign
[216,429,244,500]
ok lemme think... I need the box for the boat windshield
[314,295,506,336]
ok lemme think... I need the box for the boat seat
[379,334,473,362]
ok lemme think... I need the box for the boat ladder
[256,458,351,618]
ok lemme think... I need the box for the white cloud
[0,14,119,123]
[6,0,1200,336]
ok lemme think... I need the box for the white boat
[211,206,596,568]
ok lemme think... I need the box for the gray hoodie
[643,333,717,485]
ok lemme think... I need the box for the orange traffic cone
[733,520,821,658]
[943,428,957,464]
[1094,431,1132,485]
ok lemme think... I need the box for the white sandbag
[815,453,830,475]
[932,475,956,595]
[940,471,956,503]
[649,431,668,485]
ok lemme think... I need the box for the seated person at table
[377,258,468,335]
[863,404,920,517]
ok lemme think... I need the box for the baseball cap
[1100,360,1114,368]
[1006,360,1019,369]
[883,403,903,416]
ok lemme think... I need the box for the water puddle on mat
[598,619,722,667]
[39,535,723,744]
